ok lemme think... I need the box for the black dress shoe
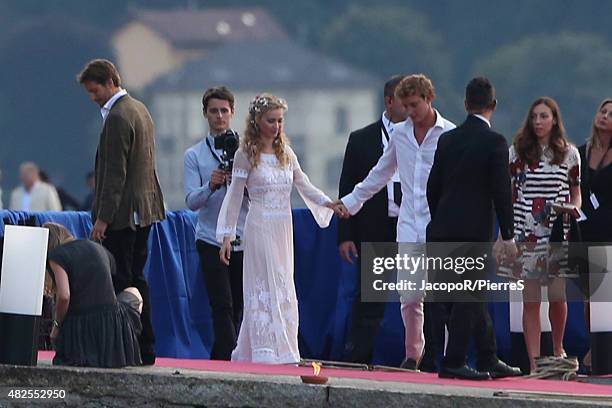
[418,361,437,373]
[478,360,522,379]
[141,351,156,366]
[578,362,592,376]
[439,365,491,380]
[400,358,418,370]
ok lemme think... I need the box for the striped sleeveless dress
[501,144,580,281]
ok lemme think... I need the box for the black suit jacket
[338,119,392,245]
[426,115,513,242]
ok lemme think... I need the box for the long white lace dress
[216,147,333,364]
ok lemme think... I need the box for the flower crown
[248,94,288,117]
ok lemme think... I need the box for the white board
[0,225,49,316]
[589,246,612,332]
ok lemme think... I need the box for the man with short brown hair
[78,58,165,365]
[183,86,248,360]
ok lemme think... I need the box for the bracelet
[52,320,61,329]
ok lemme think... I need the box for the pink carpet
[38,351,612,397]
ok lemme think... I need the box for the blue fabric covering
[0,209,588,364]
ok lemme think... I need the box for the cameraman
[183,86,248,360]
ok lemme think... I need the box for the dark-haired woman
[507,97,581,371]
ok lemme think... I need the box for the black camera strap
[205,136,223,164]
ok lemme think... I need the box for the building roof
[133,8,288,48]
[149,40,378,92]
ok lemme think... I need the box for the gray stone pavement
[0,363,611,407]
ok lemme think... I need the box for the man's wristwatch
[52,319,61,329]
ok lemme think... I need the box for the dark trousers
[441,302,498,369]
[421,301,452,371]
[103,225,155,357]
[346,297,387,364]
[196,240,244,361]
[345,216,397,364]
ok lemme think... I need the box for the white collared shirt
[342,109,456,243]
[100,88,128,122]
[381,112,403,217]
[473,114,491,128]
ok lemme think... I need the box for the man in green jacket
[77,59,165,365]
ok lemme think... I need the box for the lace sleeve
[216,149,251,243]
[289,147,333,228]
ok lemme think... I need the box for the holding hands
[327,200,351,219]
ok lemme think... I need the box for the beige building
[146,41,379,210]
[112,8,288,92]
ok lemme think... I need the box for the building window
[335,106,348,134]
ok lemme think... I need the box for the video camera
[213,130,242,248]
[214,129,240,172]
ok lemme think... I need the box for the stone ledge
[0,364,608,407]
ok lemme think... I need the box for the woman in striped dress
[508,97,581,371]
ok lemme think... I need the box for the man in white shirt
[334,74,456,370]
[9,162,62,212]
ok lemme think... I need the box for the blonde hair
[395,74,436,100]
[43,222,75,295]
[243,93,290,167]
[589,98,612,150]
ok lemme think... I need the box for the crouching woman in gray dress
[44,222,143,368]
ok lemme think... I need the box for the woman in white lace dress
[216,94,336,364]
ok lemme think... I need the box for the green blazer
[93,94,165,230]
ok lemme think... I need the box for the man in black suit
[338,75,407,364]
[426,77,521,380]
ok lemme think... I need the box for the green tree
[474,32,612,144]
[0,15,111,197]
[319,5,458,116]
